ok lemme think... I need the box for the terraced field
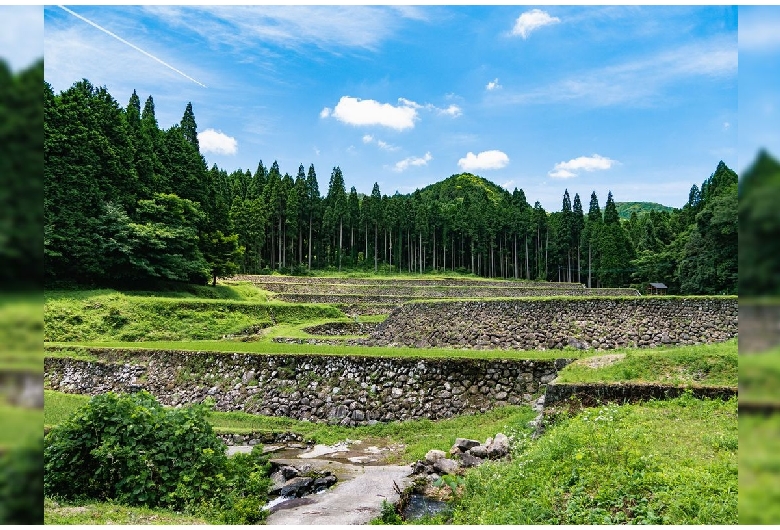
[44,274,738,525]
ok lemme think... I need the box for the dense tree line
[1,59,43,287]
[44,81,738,294]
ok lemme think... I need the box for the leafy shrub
[0,436,44,524]
[44,391,271,523]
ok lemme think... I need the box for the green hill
[615,201,674,220]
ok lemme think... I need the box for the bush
[0,437,44,524]
[44,391,271,523]
[44,391,227,509]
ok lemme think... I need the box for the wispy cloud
[511,9,560,39]
[549,154,617,179]
[199,128,237,155]
[143,5,418,54]
[57,5,206,88]
[363,134,399,151]
[494,36,736,108]
[486,78,502,91]
[393,152,432,172]
[398,97,462,117]
[458,150,509,171]
[739,8,780,53]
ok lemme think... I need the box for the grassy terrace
[554,340,737,387]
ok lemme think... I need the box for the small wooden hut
[647,282,668,295]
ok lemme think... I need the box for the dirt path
[266,463,413,525]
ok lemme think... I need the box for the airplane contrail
[58,5,207,88]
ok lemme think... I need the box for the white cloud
[501,180,515,189]
[512,9,560,39]
[458,150,509,171]
[486,78,502,91]
[323,95,460,129]
[199,129,238,155]
[439,104,462,117]
[549,154,617,178]
[362,134,374,143]
[723,122,731,131]
[394,152,432,172]
[548,169,577,179]
[328,96,417,130]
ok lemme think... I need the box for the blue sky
[738,6,780,174]
[41,5,739,210]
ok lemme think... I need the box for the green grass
[444,394,737,525]
[554,340,737,387]
[739,413,780,524]
[43,389,536,464]
[0,403,43,449]
[45,341,590,361]
[44,287,344,342]
[739,349,780,404]
[44,497,209,525]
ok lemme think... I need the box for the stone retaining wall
[44,349,571,426]
[544,382,737,406]
[369,297,738,351]
[739,303,780,353]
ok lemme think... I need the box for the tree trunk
[588,241,592,288]
[339,219,343,272]
[308,217,313,270]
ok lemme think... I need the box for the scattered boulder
[467,445,488,458]
[487,433,509,458]
[425,449,446,464]
[280,465,300,480]
[457,452,483,468]
[279,476,314,497]
[433,458,460,475]
[453,438,481,452]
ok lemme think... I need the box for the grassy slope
[44,497,209,525]
[44,286,343,342]
[739,413,780,524]
[554,340,737,387]
[447,394,737,525]
[739,348,780,404]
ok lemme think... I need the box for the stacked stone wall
[369,297,738,351]
[44,350,570,426]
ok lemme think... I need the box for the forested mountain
[615,202,674,220]
[44,81,738,294]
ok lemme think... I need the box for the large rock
[456,452,483,468]
[487,433,509,458]
[280,476,314,497]
[453,438,481,452]
[312,474,337,492]
[433,458,461,475]
[425,449,446,464]
[468,445,488,458]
